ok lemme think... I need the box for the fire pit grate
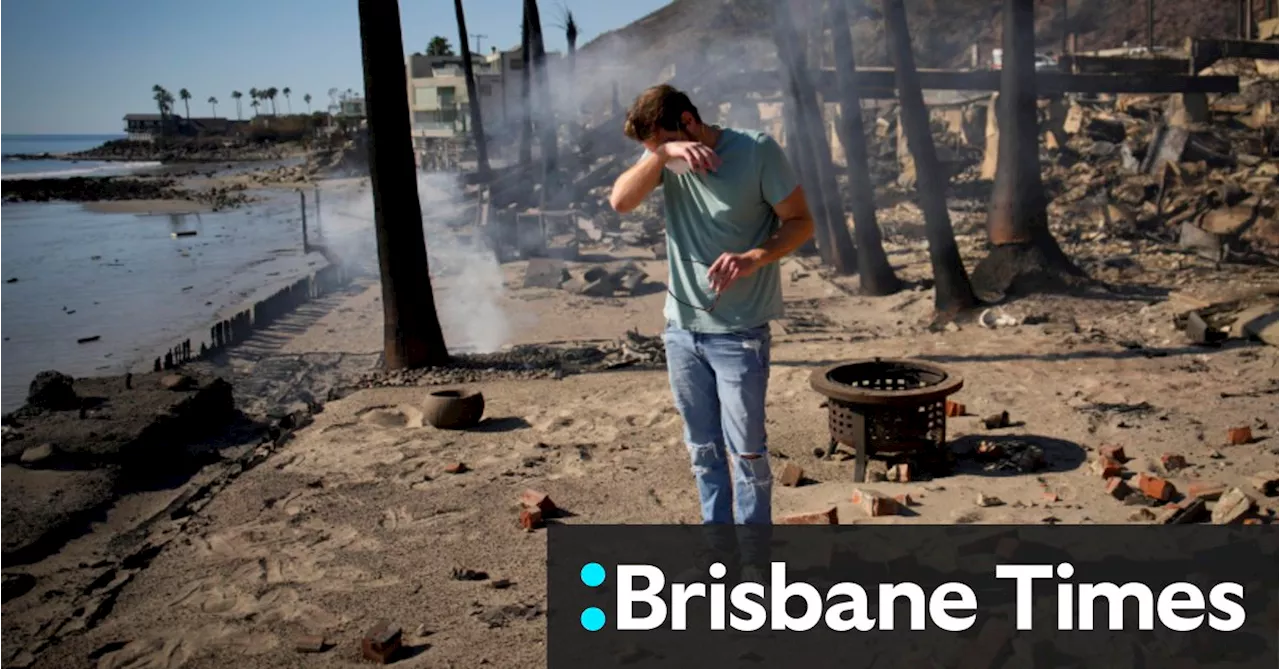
[809,358,963,482]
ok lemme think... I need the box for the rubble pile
[522,258,654,298]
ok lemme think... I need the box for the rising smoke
[316,172,511,355]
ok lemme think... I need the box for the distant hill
[571,0,1257,109]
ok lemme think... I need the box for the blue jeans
[663,321,773,526]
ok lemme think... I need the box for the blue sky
[1,0,670,135]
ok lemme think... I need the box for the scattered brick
[945,400,966,417]
[519,507,544,530]
[444,462,468,474]
[779,507,839,524]
[1162,498,1209,524]
[1092,457,1124,479]
[295,636,329,653]
[887,463,912,483]
[1242,518,1264,525]
[1106,477,1132,500]
[1042,492,1059,503]
[1227,426,1253,445]
[1098,445,1128,463]
[1160,453,1188,473]
[777,462,804,487]
[893,493,917,507]
[1249,473,1279,497]
[361,621,403,664]
[1211,488,1255,525]
[1136,473,1175,502]
[520,489,557,513]
[852,489,900,517]
[982,411,1011,430]
[1187,481,1226,500]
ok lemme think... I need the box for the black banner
[548,525,1278,668]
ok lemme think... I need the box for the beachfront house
[123,114,237,141]
[405,52,502,142]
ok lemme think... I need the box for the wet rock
[27,371,78,411]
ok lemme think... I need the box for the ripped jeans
[663,321,773,525]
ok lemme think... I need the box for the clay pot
[423,389,485,430]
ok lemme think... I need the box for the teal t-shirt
[647,127,800,333]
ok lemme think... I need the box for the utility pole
[470,32,487,55]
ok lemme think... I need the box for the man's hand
[659,141,722,174]
[707,249,766,293]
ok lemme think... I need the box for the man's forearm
[746,217,815,267]
[609,150,665,213]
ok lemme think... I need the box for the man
[609,84,815,527]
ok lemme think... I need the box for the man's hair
[623,84,703,142]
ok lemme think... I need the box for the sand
[2,224,1276,668]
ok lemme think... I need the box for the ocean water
[0,195,325,413]
[1,133,160,179]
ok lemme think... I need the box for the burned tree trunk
[830,0,901,295]
[357,0,449,367]
[782,100,825,260]
[773,0,858,275]
[882,0,977,314]
[519,11,533,168]
[454,0,490,181]
[972,0,1085,299]
[525,0,558,189]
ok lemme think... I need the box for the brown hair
[622,84,703,142]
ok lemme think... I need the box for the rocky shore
[1,176,252,211]
[6,138,305,164]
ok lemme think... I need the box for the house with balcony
[406,52,502,151]
[123,114,236,141]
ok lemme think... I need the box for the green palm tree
[426,35,453,55]
[282,87,292,114]
[231,90,244,119]
[303,93,313,113]
[249,88,260,116]
[179,88,192,120]
[208,96,219,116]
[152,85,175,138]
[251,99,261,116]
[265,87,279,115]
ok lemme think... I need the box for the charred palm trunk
[519,12,533,168]
[454,0,490,181]
[357,0,449,367]
[972,0,1083,298]
[525,0,558,192]
[830,0,901,295]
[782,100,824,259]
[773,0,857,275]
[882,0,977,314]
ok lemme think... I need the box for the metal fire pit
[809,358,963,482]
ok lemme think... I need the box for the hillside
[574,0,1258,109]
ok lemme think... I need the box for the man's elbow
[609,190,634,213]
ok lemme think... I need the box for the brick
[887,463,911,483]
[519,507,544,530]
[779,507,839,524]
[1242,518,1264,525]
[778,462,804,487]
[444,462,468,474]
[1042,492,1059,503]
[520,489,557,513]
[1227,426,1253,445]
[893,493,917,507]
[1106,477,1132,500]
[1099,445,1128,463]
[1249,473,1279,497]
[1092,457,1124,479]
[1212,488,1255,524]
[1162,497,1209,524]
[851,489,900,517]
[361,621,403,664]
[945,400,966,417]
[1187,481,1226,500]
[1136,473,1175,502]
[295,635,328,653]
[1160,453,1188,472]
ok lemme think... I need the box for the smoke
[315,172,511,355]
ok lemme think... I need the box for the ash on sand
[356,331,667,389]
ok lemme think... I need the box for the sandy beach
[3,201,1276,667]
